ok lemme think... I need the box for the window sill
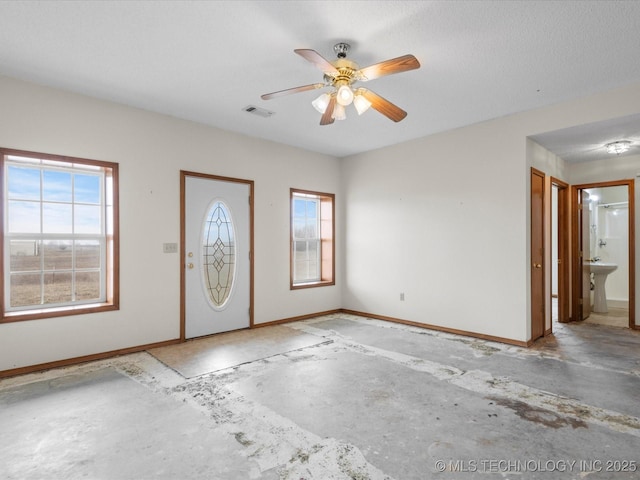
[1,302,119,323]
[291,280,335,290]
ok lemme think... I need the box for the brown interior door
[531,168,545,341]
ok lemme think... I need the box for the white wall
[0,75,342,371]
[3,74,640,371]
[342,122,529,342]
[342,81,640,343]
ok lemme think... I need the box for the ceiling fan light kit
[353,91,372,115]
[261,42,420,125]
[336,85,354,106]
[311,93,331,113]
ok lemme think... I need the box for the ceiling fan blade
[295,49,339,75]
[358,54,420,81]
[360,89,407,122]
[320,95,336,125]
[261,83,325,100]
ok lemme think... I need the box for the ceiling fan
[261,43,420,125]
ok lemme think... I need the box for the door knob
[533,263,542,269]
[187,263,194,269]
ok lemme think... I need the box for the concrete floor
[1,313,640,479]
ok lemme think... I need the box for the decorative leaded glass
[202,201,236,308]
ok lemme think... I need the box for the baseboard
[0,338,181,379]
[340,309,531,348]
[253,309,342,328]
[606,299,629,309]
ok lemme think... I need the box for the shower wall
[588,186,629,307]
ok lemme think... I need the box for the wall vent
[242,105,275,118]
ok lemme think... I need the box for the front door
[182,172,253,339]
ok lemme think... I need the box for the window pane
[10,240,41,271]
[202,201,236,308]
[43,241,72,270]
[10,273,41,307]
[42,203,72,233]
[293,218,307,239]
[305,222,317,239]
[7,166,40,200]
[293,199,306,217]
[74,205,101,233]
[44,272,72,304]
[43,170,72,202]
[75,271,100,301]
[306,200,318,217]
[293,240,319,282]
[8,201,40,233]
[76,240,101,268]
[74,174,101,204]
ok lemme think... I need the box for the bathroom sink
[586,262,618,313]
[588,262,618,274]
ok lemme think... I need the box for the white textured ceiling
[531,113,640,164]
[1,1,640,158]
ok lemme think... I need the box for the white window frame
[292,192,321,285]
[290,188,335,289]
[1,148,119,322]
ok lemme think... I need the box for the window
[290,189,334,288]
[203,200,236,309]
[1,148,119,322]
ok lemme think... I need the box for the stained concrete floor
[1,314,640,480]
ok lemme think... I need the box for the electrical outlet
[400,293,405,301]
[163,243,178,253]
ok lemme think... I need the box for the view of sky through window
[7,165,102,235]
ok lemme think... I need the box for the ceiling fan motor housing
[328,59,359,88]
[334,42,350,59]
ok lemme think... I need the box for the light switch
[163,243,178,253]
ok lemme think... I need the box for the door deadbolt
[188,252,193,257]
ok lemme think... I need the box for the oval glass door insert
[202,200,236,308]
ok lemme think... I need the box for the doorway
[180,171,254,340]
[551,178,569,327]
[571,180,635,329]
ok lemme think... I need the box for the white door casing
[183,173,251,338]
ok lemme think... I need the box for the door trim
[180,170,254,341]
[571,179,635,329]
[551,177,570,324]
[530,167,545,342]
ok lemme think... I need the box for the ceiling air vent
[243,105,275,118]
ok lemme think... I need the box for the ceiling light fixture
[313,86,364,119]
[332,103,346,121]
[312,93,331,114]
[336,85,354,106]
[605,140,631,155]
[353,90,372,115]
